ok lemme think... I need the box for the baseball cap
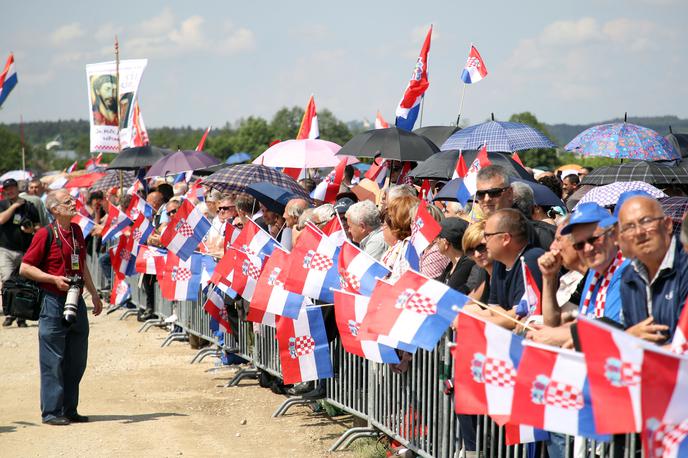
[334,197,355,214]
[2,178,18,188]
[561,202,617,235]
[438,217,469,247]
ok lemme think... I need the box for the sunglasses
[572,228,613,251]
[475,186,509,200]
[471,244,487,255]
[218,206,235,211]
[168,209,178,216]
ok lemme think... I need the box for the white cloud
[51,22,85,46]
[539,17,600,46]
[218,27,256,54]
[288,24,328,40]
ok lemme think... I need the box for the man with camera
[0,178,40,327]
[19,190,102,426]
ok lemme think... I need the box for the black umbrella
[107,145,171,170]
[580,161,688,186]
[666,132,688,158]
[194,162,230,176]
[336,127,438,161]
[413,125,461,149]
[409,149,534,181]
[90,170,136,192]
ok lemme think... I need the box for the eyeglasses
[470,244,487,255]
[58,198,74,206]
[475,186,509,200]
[218,206,235,212]
[168,209,178,216]
[572,228,613,251]
[484,231,507,241]
[619,216,665,237]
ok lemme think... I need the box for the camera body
[63,275,84,325]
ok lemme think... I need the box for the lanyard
[50,223,80,273]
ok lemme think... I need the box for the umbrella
[555,164,586,174]
[574,181,667,210]
[107,145,171,170]
[193,163,229,176]
[253,139,357,168]
[413,125,461,149]
[65,172,106,188]
[203,164,309,200]
[90,170,136,192]
[659,196,688,235]
[245,181,301,213]
[336,127,438,161]
[580,161,688,186]
[0,170,33,181]
[351,178,381,204]
[441,120,556,152]
[666,132,688,158]
[565,121,680,161]
[432,178,467,203]
[225,152,252,165]
[512,178,565,207]
[146,150,220,178]
[409,149,534,181]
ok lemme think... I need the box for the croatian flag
[135,245,167,275]
[321,214,347,246]
[671,297,688,355]
[337,241,390,296]
[460,45,488,84]
[453,311,524,424]
[419,179,432,201]
[209,249,237,288]
[228,248,264,302]
[364,157,388,188]
[101,205,133,243]
[284,223,340,303]
[463,144,491,197]
[452,151,468,179]
[375,110,389,129]
[110,274,131,306]
[195,125,212,151]
[504,423,549,446]
[405,199,442,270]
[395,26,432,131]
[249,247,306,320]
[223,222,239,253]
[84,153,103,171]
[641,347,688,458]
[0,53,18,108]
[130,214,154,256]
[110,235,136,277]
[71,214,95,238]
[512,151,524,167]
[160,252,205,301]
[126,193,153,221]
[232,218,279,261]
[277,306,334,385]
[297,95,319,139]
[515,260,541,319]
[510,341,608,440]
[360,270,469,351]
[311,158,346,203]
[160,198,212,261]
[333,289,400,364]
[66,161,78,173]
[203,285,231,334]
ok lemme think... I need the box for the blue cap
[614,190,652,217]
[561,202,617,235]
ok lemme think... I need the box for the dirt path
[0,300,356,457]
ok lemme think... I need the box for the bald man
[618,196,688,343]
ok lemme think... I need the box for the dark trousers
[143,274,156,312]
[38,292,89,421]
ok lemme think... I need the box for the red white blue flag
[452,151,468,179]
[395,26,432,131]
[333,289,399,364]
[277,306,333,384]
[515,260,541,318]
[364,158,388,188]
[110,274,131,306]
[504,423,549,446]
[321,214,347,247]
[249,247,307,320]
[337,240,390,296]
[66,161,78,173]
[284,223,340,303]
[101,205,133,243]
[460,45,488,84]
[510,341,608,440]
[71,214,95,238]
[404,200,442,270]
[0,53,18,108]
[671,297,688,356]
[228,247,264,302]
[232,218,279,261]
[125,193,153,221]
[130,214,154,256]
[203,285,231,333]
[311,158,346,203]
[375,110,389,129]
[160,252,205,301]
[160,198,212,261]
[135,245,167,275]
[463,144,491,197]
[110,235,136,277]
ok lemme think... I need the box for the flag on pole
[310,158,346,203]
[504,424,549,446]
[125,192,153,221]
[364,158,388,188]
[395,26,432,131]
[321,214,347,246]
[460,45,488,84]
[0,53,18,108]
[404,199,442,270]
[71,214,95,238]
[110,274,131,306]
[110,235,136,277]
[297,95,319,140]
[135,245,167,275]
[195,125,212,151]
[512,151,524,167]
[452,151,468,179]
[131,101,149,147]
[130,214,153,256]
[337,241,390,296]
[160,252,205,301]
[419,179,432,201]
[101,205,133,243]
[160,198,212,261]
[203,285,231,333]
[514,260,541,319]
[249,247,307,320]
[463,144,491,197]
[277,306,333,384]
[231,218,279,261]
[228,248,264,302]
[66,161,78,173]
[375,110,389,129]
[671,297,688,355]
[85,153,103,171]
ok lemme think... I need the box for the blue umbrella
[441,119,556,152]
[245,181,301,214]
[225,152,252,165]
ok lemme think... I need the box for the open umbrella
[0,170,33,181]
[253,139,357,168]
[659,196,688,234]
[409,149,534,181]
[107,145,171,170]
[225,152,252,165]
[565,119,679,161]
[666,132,688,158]
[413,125,461,149]
[432,178,467,203]
[580,161,688,186]
[146,150,220,178]
[204,164,309,199]
[574,181,667,210]
[441,119,556,152]
[65,172,106,188]
[245,182,302,213]
[90,170,136,192]
[336,127,438,161]
[512,178,565,207]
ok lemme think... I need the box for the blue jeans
[38,292,89,421]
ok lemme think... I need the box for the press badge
[13,214,21,225]
[71,254,80,270]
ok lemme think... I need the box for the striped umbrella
[580,161,688,186]
[203,164,310,200]
[441,120,556,152]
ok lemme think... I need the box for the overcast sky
[1,0,686,128]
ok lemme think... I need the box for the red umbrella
[65,173,106,188]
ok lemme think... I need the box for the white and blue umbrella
[441,120,556,152]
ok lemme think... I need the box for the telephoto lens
[62,275,83,325]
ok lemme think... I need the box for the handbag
[2,275,43,320]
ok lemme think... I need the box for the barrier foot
[119,310,139,321]
[105,304,122,315]
[328,427,378,452]
[160,332,187,347]
[272,397,319,418]
[225,368,258,387]
[138,318,165,333]
[190,347,221,364]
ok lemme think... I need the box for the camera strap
[50,223,80,274]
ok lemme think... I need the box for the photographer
[19,190,102,426]
[0,178,40,327]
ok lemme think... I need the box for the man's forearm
[541,275,562,327]
[0,205,17,225]
[19,262,56,284]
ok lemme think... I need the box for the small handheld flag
[461,45,488,84]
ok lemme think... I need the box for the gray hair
[45,190,67,211]
[313,204,335,224]
[511,182,534,218]
[387,184,417,203]
[285,198,310,218]
[345,200,381,229]
[444,201,464,215]
[297,208,315,230]
[477,164,510,186]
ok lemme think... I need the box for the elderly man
[475,166,554,249]
[345,200,387,260]
[618,195,688,343]
[475,208,545,329]
[20,190,102,425]
[283,198,309,229]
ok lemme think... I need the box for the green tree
[318,109,352,145]
[508,112,560,169]
[270,106,304,141]
[0,126,28,172]
[229,117,274,158]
